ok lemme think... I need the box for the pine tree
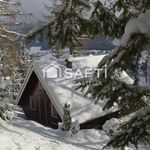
[51,0,90,55]
[60,103,71,131]
[59,103,80,135]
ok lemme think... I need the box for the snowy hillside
[0,111,149,150]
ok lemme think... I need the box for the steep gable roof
[17,54,133,124]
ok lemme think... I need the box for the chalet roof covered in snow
[17,54,133,124]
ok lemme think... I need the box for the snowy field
[0,111,149,150]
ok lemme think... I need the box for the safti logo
[42,64,107,79]
[43,64,61,78]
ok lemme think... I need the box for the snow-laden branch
[0,27,25,37]
[0,0,20,5]
[116,79,150,96]
[105,106,150,149]
[97,9,150,79]
[122,9,150,46]
[96,33,146,79]
[0,12,16,16]
[0,34,15,42]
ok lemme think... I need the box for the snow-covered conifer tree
[61,103,71,131]
[59,103,80,136]
[50,0,90,55]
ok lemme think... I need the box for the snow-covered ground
[0,111,149,150]
[0,111,109,150]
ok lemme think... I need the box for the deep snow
[0,111,149,150]
[0,111,109,150]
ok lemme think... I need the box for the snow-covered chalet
[17,54,133,129]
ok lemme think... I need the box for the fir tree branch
[104,107,150,149]
[89,0,125,37]
[97,34,147,75]
[121,81,150,97]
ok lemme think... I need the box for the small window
[51,103,58,118]
[30,96,36,111]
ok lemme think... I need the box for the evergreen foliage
[105,107,150,149]
[60,103,80,136]
[61,103,71,131]
[89,0,122,37]
[78,35,150,149]
[51,46,64,59]
[27,0,90,55]
[51,0,90,54]
[78,1,150,149]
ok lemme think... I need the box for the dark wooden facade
[18,71,61,129]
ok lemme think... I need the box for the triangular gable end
[17,68,62,128]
